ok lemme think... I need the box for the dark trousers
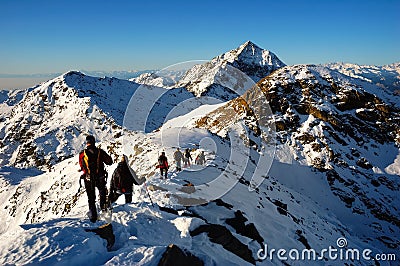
[160,168,168,178]
[85,178,107,219]
[109,191,132,204]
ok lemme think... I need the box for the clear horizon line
[2,60,400,78]
[0,69,158,78]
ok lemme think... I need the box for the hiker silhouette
[79,135,113,222]
[157,151,169,179]
[109,155,138,204]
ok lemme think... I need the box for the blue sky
[0,0,399,74]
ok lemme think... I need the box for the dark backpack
[83,147,102,178]
[158,155,168,168]
[83,147,107,185]
[112,162,135,193]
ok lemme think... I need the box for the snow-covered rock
[0,46,399,265]
[130,69,188,88]
[0,71,139,168]
[195,64,400,260]
[176,41,285,99]
[325,62,400,93]
[82,69,152,80]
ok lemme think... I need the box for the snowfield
[0,42,399,265]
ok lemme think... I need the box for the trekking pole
[144,183,155,208]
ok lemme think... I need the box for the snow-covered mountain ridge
[325,62,400,93]
[0,71,140,169]
[0,42,399,265]
[195,64,400,258]
[173,41,285,99]
[130,69,188,89]
[0,70,207,168]
[131,41,285,101]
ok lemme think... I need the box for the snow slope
[0,130,385,266]
[130,69,188,89]
[325,62,400,93]
[194,63,400,261]
[0,71,140,169]
[176,41,285,99]
[0,71,220,167]
[0,44,399,265]
[82,70,153,80]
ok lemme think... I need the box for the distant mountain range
[3,59,399,95]
[0,70,154,81]
[325,62,400,93]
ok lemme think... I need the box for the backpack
[158,155,168,168]
[83,147,102,179]
[113,162,134,190]
[158,157,165,167]
[83,147,107,185]
[173,151,182,160]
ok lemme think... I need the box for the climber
[79,135,113,223]
[173,148,183,172]
[184,148,192,167]
[109,154,138,204]
[195,151,206,165]
[157,151,169,179]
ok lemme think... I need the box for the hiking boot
[88,210,97,223]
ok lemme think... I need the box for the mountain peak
[177,42,286,98]
[237,41,262,50]
[61,70,85,79]
[219,41,286,72]
[233,41,263,58]
[240,40,258,48]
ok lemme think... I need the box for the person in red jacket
[157,151,169,179]
[79,135,113,222]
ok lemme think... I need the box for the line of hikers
[79,135,206,222]
[157,147,206,178]
[79,135,138,222]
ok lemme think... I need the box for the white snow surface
[325,62,400,92]
[176,41,285,98]
[130,69,188,89]
[0,46,399,265]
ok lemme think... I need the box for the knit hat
[86,135,95,145]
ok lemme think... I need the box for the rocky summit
[0,42,399,265]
